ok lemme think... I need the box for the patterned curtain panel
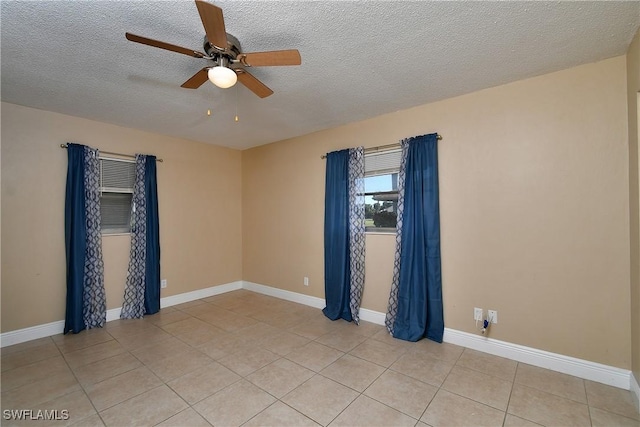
[384,140,408,335]
[348,147,366,324]
[121,154,161,319]
[64,143,106,334]
[323,147,365,323]
[385,133,444,342]
[121,155,148,319]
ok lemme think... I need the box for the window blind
[100,158,135,192]
[364,149,401,177]
[100,193,133,232]
[100,158,135,233]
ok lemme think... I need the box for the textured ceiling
[2,1,639,150]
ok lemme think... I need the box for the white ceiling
[2,1,639,150]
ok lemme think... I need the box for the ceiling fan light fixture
[125,1,300,97]
[208,65,237,88]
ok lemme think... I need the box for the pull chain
[235,85,239,122]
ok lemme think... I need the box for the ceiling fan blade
[195,0,228,50]
[181,68,210,89]
[125,32,205,58]
[240,50,302,67]
[236,70,273,98]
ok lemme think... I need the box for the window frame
[364,149,401,234]
[99,156,135,235]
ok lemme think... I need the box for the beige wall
[627,28,640,384]
[1,103,243,332]
[243,56,631,369]
[0,55,634,371]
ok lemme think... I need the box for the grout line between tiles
[57,339,107,426]
[4,290,638,426]
[500,361,518,427]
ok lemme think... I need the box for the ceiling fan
[125,0,301,98]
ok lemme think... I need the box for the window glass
[100,158,135,234]
[364,172,399,231]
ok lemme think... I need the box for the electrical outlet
[303,277,309,286]
[161,279,167,289]
[474,307,483,321]
[488,310,498,324]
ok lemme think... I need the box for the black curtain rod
[320,133,443,159]
[60,144,163,162]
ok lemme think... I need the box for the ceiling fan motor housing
[204,34,242,67]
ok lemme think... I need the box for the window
[364,149,401,232]
[100,157,136,234]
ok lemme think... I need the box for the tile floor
[1,290,638,427]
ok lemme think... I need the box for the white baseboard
[358,307,387,325]
[1,280,634,395]
[631,372,640,412]
[0,320,66,348]
[442,328,631,390]
[106,307,121,322]
[160,281,243,308]
[0,281,243,348]
[104,279,241,322]
[242,281,632,391]
[242,281,325,309]
[241,281,388,326]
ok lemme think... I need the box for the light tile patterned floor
[1,290,638,427]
